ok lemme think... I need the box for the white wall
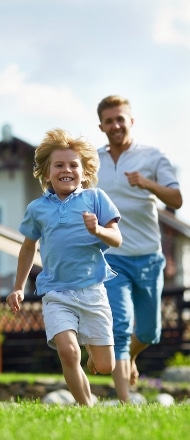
[0,170,26,278]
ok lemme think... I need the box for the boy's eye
[54,163,79,168]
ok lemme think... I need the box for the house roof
[0,129,36,172]
[158,209,190,238]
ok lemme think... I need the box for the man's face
[99,105,134,148]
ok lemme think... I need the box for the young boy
[6,128,122,407]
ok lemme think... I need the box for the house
[0,124,41,296]
[0,125,190,295]
[0,126,190,373]
[159,207,190,289]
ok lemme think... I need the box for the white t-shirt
[97,142,180,256]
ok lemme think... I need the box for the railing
[0,287,190,374]
[138,286,190,374]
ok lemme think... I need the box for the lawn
[0,373,189,440]
[0,400,189,440]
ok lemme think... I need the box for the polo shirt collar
[105,140,137,153]
[43,186,83,200]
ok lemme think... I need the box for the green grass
[0,374,190,439]
[0,372,114,385]
[0,372,66,384]
[0,400,189,440]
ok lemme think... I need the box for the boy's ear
[44,176,50,183]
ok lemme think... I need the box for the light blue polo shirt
[19,187,120,295]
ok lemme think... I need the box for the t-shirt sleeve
[19,202,41,240]
[154,150,180,188]
[94,188,121,226]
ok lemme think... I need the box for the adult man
[96,95,183,402]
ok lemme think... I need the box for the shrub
[166,352,190,367]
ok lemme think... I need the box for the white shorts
[42,283,114,350]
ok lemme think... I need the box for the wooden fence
[138,286,190,374]
[0,286,190,375]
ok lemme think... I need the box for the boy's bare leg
[87,355,97,375]
[85,345,97,374]
[86,344,115,375]
[55,331,93,406]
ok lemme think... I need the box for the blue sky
[0,0,189,224]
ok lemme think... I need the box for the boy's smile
[46,149,85,199]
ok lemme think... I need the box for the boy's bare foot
[130,360,139,385]
[87,355,97,375]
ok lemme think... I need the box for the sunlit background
[0,0,189,224]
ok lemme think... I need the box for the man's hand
[6,290,24,313]
[125,171,149,189]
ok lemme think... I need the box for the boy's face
[46,149,85,199]
[99,104,134,148]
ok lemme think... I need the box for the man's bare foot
[87,355,97,375]
[130,360,139,385]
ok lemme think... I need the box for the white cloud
[153,1,190,47]
[0,64,88,120]
[0,64,26,94]
[0,1,189,225]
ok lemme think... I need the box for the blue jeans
[104,253,166,360]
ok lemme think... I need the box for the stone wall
[1,375,190,403]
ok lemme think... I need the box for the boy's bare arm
[6,237,39,313]
[83,212,122,247]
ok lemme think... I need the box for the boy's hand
[6,290,24,313]
[83,212,99,235]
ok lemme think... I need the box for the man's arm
[125,172,183,209]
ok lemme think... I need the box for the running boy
[6,128,122,406]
